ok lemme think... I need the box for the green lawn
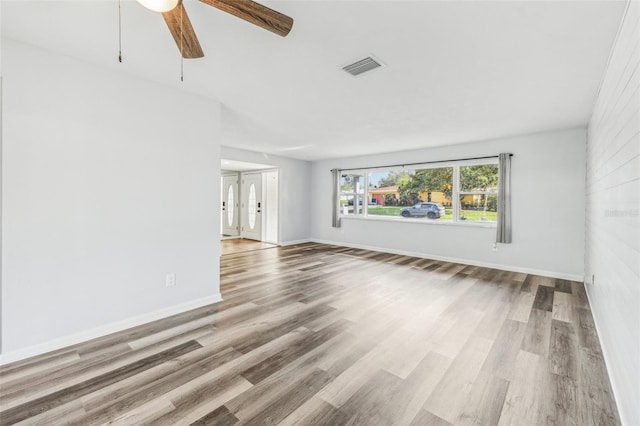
[367,206,403,216]
[366,206,496,222]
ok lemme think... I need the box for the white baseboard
[0,293,223,366]
[310,238,584,282]
[279,239,312,246]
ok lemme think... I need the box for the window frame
[338,158,499,226]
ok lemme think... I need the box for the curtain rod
[333,154,513,173]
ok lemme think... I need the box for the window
[459,164,498,223]
[340,172,365,215]
[338,159,498,225]
[367,167,453,220]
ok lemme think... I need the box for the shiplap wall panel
[585,2,640,425]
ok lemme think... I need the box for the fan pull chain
[118,0,122,62]
[180,4,184,82]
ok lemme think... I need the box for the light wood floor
[0,243,620,425]
[221,238,278,255]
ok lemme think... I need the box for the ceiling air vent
[342,56,385,76]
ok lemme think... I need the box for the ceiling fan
[136,0,294,58]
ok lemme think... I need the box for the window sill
[340,215,497,229]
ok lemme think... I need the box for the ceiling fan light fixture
[137,0,179,13]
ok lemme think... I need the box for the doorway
[220,160,279,249]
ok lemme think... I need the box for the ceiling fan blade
[162,2,204,58]
[199,0,293,37]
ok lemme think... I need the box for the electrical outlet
[492,242,498,252]
[166,273,176,287]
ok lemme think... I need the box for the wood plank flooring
[221,239,278,256]
[0,243,621,425]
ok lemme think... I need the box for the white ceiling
[1,0,627,161]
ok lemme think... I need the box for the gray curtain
[331,169,341,228]
[497,153,512,243]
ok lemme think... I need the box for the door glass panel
[248,183,257,229]
[227,184,234,226]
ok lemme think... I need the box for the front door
[241,173,262,241]
[222,175,239,236]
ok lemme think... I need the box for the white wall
[1,39,222,360]
[311,128,586,279]
[221,146,311,244]
[585,2,640,424]
[263,170,279,244]
[0,5,5,355]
